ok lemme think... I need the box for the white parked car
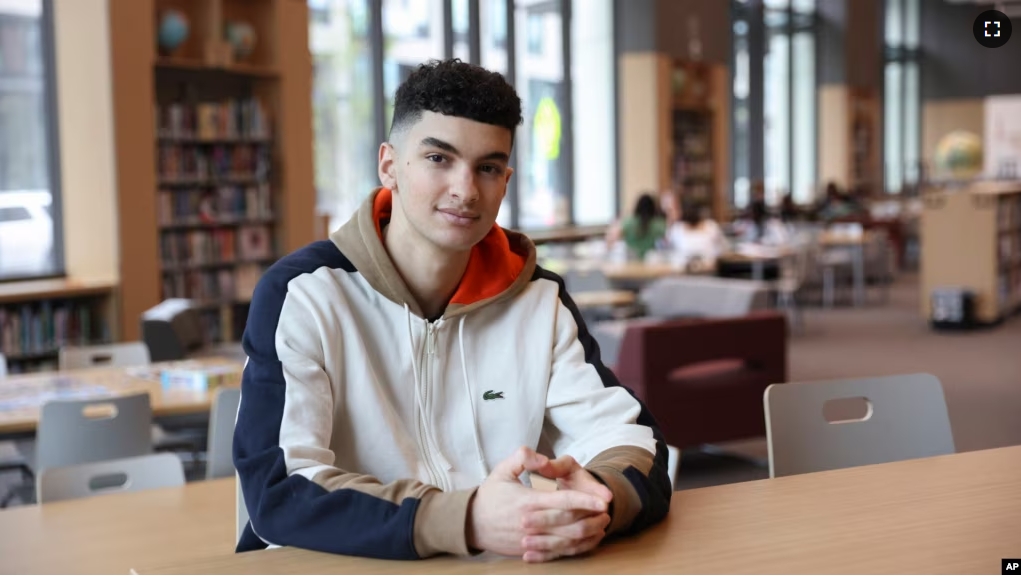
[0,190,55,277]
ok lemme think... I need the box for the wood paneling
[109,0,159,342]
[276,0,316,253]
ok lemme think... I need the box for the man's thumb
[490,446,548,480]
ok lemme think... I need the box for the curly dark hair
[390,59,523,139]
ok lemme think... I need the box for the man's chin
[431,227,489,253]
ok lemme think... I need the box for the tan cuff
[412,488,477,558]
[586,466,641,535]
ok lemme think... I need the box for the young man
[234,59,671,563]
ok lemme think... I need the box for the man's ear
[378,142,398,191]
[504,166,514,187]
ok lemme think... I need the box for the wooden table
[0,359,243,439]
[570,290,636,309]
[0,477,236,574]
[601,262,686,284]
[136,446,1021,574]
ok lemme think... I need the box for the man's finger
[527,488,608,514]
[560,473,613,503]
[530,455,579,479]
[490,446,548,480]
[521,533,604,563]
[522,513,609,541]
[521,508,588,533]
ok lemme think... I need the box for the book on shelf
[157,183,272,225]
[0,300,108,363]
[158,144,270,183]
[156,97,272,141]
[238,225,274,260]
[160,263,272,304]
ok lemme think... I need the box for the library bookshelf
[920,180,1021,324]
[0,278,117,373]
[109,0,315,343]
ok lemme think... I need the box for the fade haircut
[389,59,523,141]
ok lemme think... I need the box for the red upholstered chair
[611,312,788,449]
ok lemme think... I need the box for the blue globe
[158,10,189,54]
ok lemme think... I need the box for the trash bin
[930,287,976,330]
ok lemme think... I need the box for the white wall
[53,0,119,280]
[817,84,849,190]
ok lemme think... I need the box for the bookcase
[109,0,315,344]
[920,181,1021,324]
[671,108,714,209]
[0,279,116,374]
[662,59,728,221]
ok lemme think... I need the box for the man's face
[379,111,513,253]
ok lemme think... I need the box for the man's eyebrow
[420,137,460,155]
[420,137,510,164]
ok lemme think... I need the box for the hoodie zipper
[417,321,449,491]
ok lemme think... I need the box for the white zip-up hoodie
[234,189,672,559]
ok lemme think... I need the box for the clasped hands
[466,446,613,563]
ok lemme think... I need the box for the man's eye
[426,154,445,163]
[480,165,503,174]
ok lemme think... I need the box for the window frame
[882,0,921,195]
[730,0,818,209]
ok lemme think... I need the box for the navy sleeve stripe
[530,266,673,534]
[233,240,423,559]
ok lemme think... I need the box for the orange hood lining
[373,188,527,306]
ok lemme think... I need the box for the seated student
[658,188,680,228]
[234,59,671,563]
[817,181,865,222]
[666,199,728,269]
[739,198,790,246]
[606,193,667,261]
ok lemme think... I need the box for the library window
[730,0,817,208]
[883,0,920,194]
[309,0,615,232]
[0,0,62,281]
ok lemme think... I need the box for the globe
[934,130,983,179]
[157,9,189,55]
[225,21,257,61]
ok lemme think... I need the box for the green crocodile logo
[483,390,504,401]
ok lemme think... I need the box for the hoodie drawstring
[458,315,489,481]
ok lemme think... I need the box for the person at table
[738,197,790,246]
[606,192,668,261]
[666,198,727,269]
[817,181,865,222]
[658,188,680,227]
[234,59,671,564]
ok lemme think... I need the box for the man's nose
[451,167,480,203]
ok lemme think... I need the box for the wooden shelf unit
[920,181,1021,323]
[660,59,729,221]
[109,0,315,344]
[0,278,117,374]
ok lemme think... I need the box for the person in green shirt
[620,193,667,260]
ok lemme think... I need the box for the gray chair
[58,342,151,370]
[764,373,955,478]
[36,453,184,504]
[0,354,36,507]
[60,341,205,470]
[561,266,612,293]
[206,387,241,479]
[36,392,154,472]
